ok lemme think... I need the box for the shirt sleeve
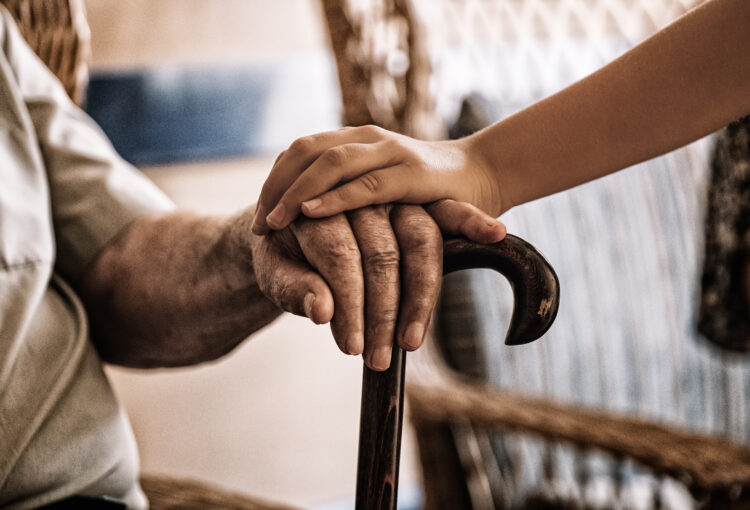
[0,6,175,282]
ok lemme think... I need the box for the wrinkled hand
[250,125,505,236]
[252,204,446,371]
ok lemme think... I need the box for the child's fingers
[264,141,399,231]
[299,166,414,218]
[252,126,390,234]
[425,199,506,244]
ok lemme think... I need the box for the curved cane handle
[356,234,560,510]
[443,234,560,345]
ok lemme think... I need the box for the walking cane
[355,235,560,510]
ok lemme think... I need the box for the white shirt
[0,6,174,508]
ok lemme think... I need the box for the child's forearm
[471,0,750,212]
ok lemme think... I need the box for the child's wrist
[462,130,515,217]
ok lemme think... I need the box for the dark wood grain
[356,348,406,510]
[442,235,560,345]
[355,235,560,510]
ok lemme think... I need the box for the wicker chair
[319,1,750,509]
[0,1,297,508]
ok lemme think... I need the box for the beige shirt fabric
[0,6,174,509]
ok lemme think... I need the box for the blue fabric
[86,67,271,165]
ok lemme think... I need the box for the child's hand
[251,125,503,235]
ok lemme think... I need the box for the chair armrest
[140,474,299,510]
[407,379,750,496]
[0,0,90,104]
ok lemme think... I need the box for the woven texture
[140,475,299,510]
[409,378,750,499]
[0,0,89,105]
[322,0,701,140]
[321,0,440,138]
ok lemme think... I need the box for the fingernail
[303,292,316,321]
[402,322,424,350]
[488,222,506,242]
[302,198,322,214]
[346,331,364,355]
[370,346,392,371]
[251,217,268,235]
[265,203,286,229]
[251,206,268,235]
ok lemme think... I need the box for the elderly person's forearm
[77,208,279,368]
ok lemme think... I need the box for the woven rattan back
[321,0,700,140]
[0,0,89,105]
[321,0,441,139]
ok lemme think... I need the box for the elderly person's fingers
[347,206,401,371]
[425,199,507,244]
[252,229,334,325]
[290,214,365,355]
[252,125,391,235]
[390,205,443,353]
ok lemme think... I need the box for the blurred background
[84,1,422,509]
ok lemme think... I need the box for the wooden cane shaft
[355,347,406,510]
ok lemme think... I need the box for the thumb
[425,199,506,243]
[254,240,334,324]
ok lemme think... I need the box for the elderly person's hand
[80,198,497,371]
[252,204,443,371]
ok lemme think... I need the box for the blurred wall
[85,0,328,70]
[83,1,421,507]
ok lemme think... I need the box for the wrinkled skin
[252,204,442,371]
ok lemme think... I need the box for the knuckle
[411,221,442,246]
[349,205,388,227]
[396,210,441,244]
[272,150,287,166]
[429,198,456,215]
[383,138,405,154]
[403,233,433,253]
[358,173,384,194]
[325,241,360,265]
[404,156,428,174]
[320,147,348,168]
[367,308,398,335]
[288,136,315,157]
[365,248,400,270]
[360,124,384,138]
